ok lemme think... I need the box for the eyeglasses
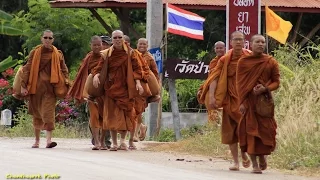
[232,38,244,42]
[113,36,123,39]
[43,37,53,40]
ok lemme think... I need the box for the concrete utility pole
[168,78,181,140]
[145,0,163,138]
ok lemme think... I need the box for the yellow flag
[265,6,293,44]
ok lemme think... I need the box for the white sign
[1,109,12,126]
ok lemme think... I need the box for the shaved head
[42,29,53,36]
[214,41,225,47]
[137,37,148,53]
[250,34,265,42]
[138,38,148,43]
[231,31,245,39]
[112,30,124,37]
[112,30,124,49]
[91,35,102,43]
[123,35,130,43]
[214,41,226,57]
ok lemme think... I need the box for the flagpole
[265,20,269,54]
[264,4,269,55]
[266,35,269,55]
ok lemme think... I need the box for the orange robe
[68,52,104,128]
[92,45,143,131]
[197,56,222,123]
[21,45,69,131]
[133,51,160,123]
[143,52,160,81]
[201,49,251,144]
[198,56,222,93]
[237,54,280,155]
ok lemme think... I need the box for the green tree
[13,0,119,68]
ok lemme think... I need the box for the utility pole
[145,0,163,138]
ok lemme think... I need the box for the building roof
[49,0,320,13]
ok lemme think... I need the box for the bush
[0,105,90,138]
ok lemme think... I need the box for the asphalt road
[0,137,318,180]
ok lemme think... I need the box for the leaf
[0,10,13,21]
[0,56,18,72]
[0,25,24,36]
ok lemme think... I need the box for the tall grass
[270,72,320,169]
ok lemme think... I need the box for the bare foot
[259,155,267,170]
[229,163,239,171]
[139,125,147,141]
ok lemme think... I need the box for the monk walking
[92,30,144,151]
[237,34,280,174]
[200,31,251,170]
[68,36,108,150]
[20,30,69,148]
[197,41,226,124]
[133,38,160,142]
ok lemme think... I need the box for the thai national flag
[167,4,205,40]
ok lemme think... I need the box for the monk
[237,34,280,174]
[92,30,144,151]
[123,35,131,46]
[68,36,108,150]
[20,30,69,148]
[200,31,251,171]
[101,35,112,49]
[133,38,160,142]
[197,41,226,124]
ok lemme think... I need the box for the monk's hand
[21,86,28,96]
[239,104,246,115]
[253,84,266,95]
[209,97,218,109]
[135,81,144,95]
[93,74,100,88]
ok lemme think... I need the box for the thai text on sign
[226,0,261,50]
[165,59,209,79]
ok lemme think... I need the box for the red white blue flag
[166,4,205,40]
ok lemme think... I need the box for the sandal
[117,143,128,151]
[129,145,137,150]
[46,142,57,148]
[100,146,109,150]
[251,167,262,174]
[242,158,251,168]
[109,146,118,151]
[32,143,39,148]
[92,146,100,150]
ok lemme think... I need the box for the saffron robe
[21,45,69,130]
[237,54,280,155]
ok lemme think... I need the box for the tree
[12,0,119,69]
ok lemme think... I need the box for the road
[0,137,318,180]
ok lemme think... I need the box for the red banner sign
[226,0,261,50]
